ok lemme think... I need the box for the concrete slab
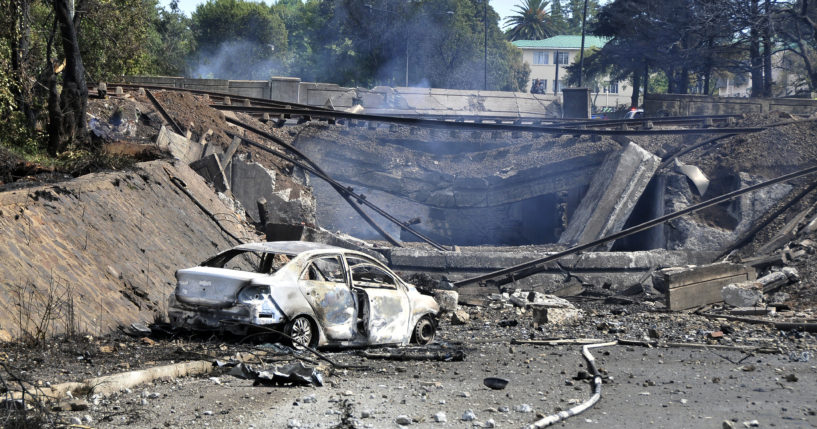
[652,262,757,311]
[386,247,717,302]
[559,142,660,250]
[229,158,277,223]
[189,154,230,193]
[155,126,203,164]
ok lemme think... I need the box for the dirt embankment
[0,160,256,341]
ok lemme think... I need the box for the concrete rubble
[559,142,660,249]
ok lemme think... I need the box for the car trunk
[175,267,268,308]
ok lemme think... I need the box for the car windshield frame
[200,249,297,274]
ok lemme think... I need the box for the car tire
[286,316,316,350]
[411,316,435,345]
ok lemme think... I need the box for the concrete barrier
[645,93,817,117]
[123,76,559,118]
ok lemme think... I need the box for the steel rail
[212,105,766,136]
[453,164,817,288]
[144,89,184,135]
[558,114,742,129]
[225,130,448,251]
[222,117,403,247]
[108,83,751,128]
[109,82,330,112]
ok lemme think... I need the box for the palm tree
[504,0,554,41]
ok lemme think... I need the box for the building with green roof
[512,35,632,108]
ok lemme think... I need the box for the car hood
[175,267,268,308]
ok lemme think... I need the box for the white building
[513,35,633,109]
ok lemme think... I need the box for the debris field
[1,85,817,428]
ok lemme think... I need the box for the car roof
[232,241,351,255]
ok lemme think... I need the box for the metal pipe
[525,341,618,428]
[578,0,588,87]
[454,164,817,288]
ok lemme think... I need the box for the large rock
[451,310,470,325]
[722,282,763,307]
[531,306,582,325]
[434,290,458,313]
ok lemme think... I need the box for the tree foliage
[567,0,783,100]
[277,0,528,91]
[190,0,287,79]
[504,0,554,41]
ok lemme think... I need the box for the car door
[347,257,410,345]
[298,254,356,340]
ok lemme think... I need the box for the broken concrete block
[755,271,790,293]
[221,135,242,168]
[190,154,230,193]
[155,125,203,164]
[230,157,315,225]
[509,290,573,309]
[434,290,458,313]
[654,262,757,311]
[451,310,470,325]
[729,307,775,316]
[722,282,763,307]
[531,306,581,325]
[782,267,800,282]
[559,142,660,249]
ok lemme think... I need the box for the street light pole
[484,0,488,90]
[578,0,588,87]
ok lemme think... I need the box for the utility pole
[483,0,488,90]
[578,0,588,87]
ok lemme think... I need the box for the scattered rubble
[4,89,817,428]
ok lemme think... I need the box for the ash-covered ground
[2,90,817,428]
[2,296,815,428]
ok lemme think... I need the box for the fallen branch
[358,349,465,362]
[514,337,780,354]
[511,338,604,346]
[664,342,780,354]
[6,360,213,401]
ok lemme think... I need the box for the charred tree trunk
[750,0,763,97]
[46,19,62,155]
[630,68,641,108]
[643,61,649,99]
[762,0,773,97]
[47,0,89,155]
[679,68,690,94]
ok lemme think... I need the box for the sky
[160,0,523,25]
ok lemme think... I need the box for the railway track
[104,82,762,135]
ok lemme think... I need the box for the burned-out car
[168,241,439,349]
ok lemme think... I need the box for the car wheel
[412,316,435,345]
[286,316,316,350]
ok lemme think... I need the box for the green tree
[190,0,287,79]
[79,0,165,81]
[563,0,599,34]
[152,0,193,76]
[279,0,527,91]
[504,0,555,41]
